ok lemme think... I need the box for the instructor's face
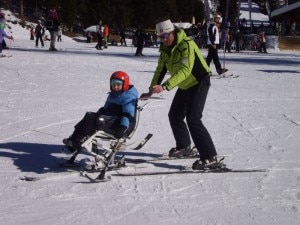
[160,32,174,46]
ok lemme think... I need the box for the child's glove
[114,125,127,139]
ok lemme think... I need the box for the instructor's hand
[151,85,164,94]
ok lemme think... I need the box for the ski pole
[223,43,226,77]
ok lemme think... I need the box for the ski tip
[20,176,40,181]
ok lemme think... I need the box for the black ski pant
[72,112,99,143]
[35,35,44,47]
[259,43,267,53]
[71,112,119,144]
[168,77,217,160]
[206,44,222,72]
[95,33,103,49]
[135,42,144,55]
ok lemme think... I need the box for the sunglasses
[159,33,170,40]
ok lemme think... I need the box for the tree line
[1,0,282,31]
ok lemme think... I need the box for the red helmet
[110,71,130,91]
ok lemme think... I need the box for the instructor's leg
[186,81,217,160]
[168,89,191,149]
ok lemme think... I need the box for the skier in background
[103,24,109,48]
[134,27,145,56]
[95,20,103,50]
[0,12,13,56]
[46,5,60,51]
[35,20,44,47]
[206,14,228,75]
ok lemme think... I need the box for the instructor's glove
[114,125,127,139]
[140,92,152,100]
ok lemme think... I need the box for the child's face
[111,80,123,92]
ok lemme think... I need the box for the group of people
[64,18,226,171]
[89,21,145,55]
[28,6,62,50]
[95,20,109,50]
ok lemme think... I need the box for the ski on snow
[1,54,12,58]
[113,167,268,177]
[80,171,112,183]
[210,73,239,79]
[131,133,153,150]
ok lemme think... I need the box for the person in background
[30,26,35,40]
[140,19,220,170]
[258,31,267,54]
[35,20,44,48]
[134,27,145,56]
[57,27,62,42]
[0,12,8,50]
[224,28,232,53]
[86,31,92,43]
[120,26,127,46]
[46,5,60,51]
[0,17,13,56]
[206,14,228,75]
[103,24,109,48]
[235,29,241,52]
[95,20,103,50]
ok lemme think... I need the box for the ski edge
[131,133,153,150]
[112,168,269,177]
[211,73,239,79]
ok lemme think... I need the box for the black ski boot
[192,156,223,170]
[217,68,228,75]
[62,137,81,154]
[169,146,192,157]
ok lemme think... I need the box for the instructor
[140,19,220,170]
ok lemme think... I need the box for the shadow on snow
[0,141,184,174]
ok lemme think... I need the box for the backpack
[45,19,54,30]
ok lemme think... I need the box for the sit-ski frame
[64,98,164,180]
